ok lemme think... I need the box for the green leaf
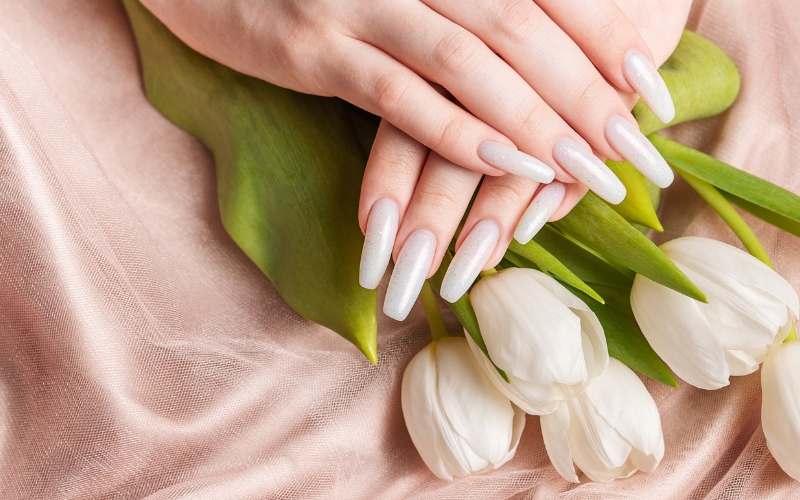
[534,226,633,289]
[634,30,741,135]
[568,287,678,387]
[605,160,663,231]
[588,284,635,319]
[554,192,707,302]
[651,134,800,228]
[722,191,800,239]
[123,0,378,362]
[507,240,604,303]
[428,252,509,382]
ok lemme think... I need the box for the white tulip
[540,358,665,483]
[467,268,608,415]
[761,339,800,480]
[631,237,799,390]
[401,337,526,480]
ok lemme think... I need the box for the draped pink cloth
[0,0,797,498]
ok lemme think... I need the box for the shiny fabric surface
[0,0,798,498]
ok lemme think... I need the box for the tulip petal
[541,403,580,483]
[583,359,664,458]
[567,394,633,481]
[761,341,800,480]
[631,274,731,389]
[724,349,759,376]
[683,266,785,350]
[495,406,528,469]
[466,334,558,415]
[435,338,515,467]
[401,344,453,480]
[471,269,583,385]
[663,237,799,317]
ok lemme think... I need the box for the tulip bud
[540,358,665,483]
[761,339,800,480]
[401,337,526,480]
[631,237,799,389]
[468,268,608,415]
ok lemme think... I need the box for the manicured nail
[553,137,626,205]
[623,49,675,124]
[359,198,400,289]
[440,220,500,303]
[478,141,555,183]
[514,182,566,244]
[605,114,674,188]
[384,229,436,321]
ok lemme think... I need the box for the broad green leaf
[507,240,604,303]
[652,134,800,228]
[554,192,707,302]
[534,226,633,289]
[634,30,741,135]
[722,191,800,239]
[428,252,509,382]
[589,284,635,319]
[568,287,678,387]
[123,0,378,362]
[605,160,663,231]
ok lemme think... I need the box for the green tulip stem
[479,268,498,279]
[677,170,774,269]
[786,323,798,343]
[421,281,449,342]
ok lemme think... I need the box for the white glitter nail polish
[478,141,555,183]
[440,220,500,303]
[514,182,566,244]
[623,49,676,124]
[553,137,627,205]
[359,198,399,289]
[605,114,674,189]
[383,229,436,321]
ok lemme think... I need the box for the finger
[537,0,676,123]
[383,153,481,320]
[358,120,429,289]
[325,36,555,182]
[415,0,672,192]
[440,173,541,302]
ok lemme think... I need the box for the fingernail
[514,182,566,244]
[478,141,555,183]
[440,220,500,303]
[553,137,626,205]
[605,114,674,188]
[623,49,675,124]
[359,198,400,289]
[383,229,436,321]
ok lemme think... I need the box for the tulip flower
[761,339,800,480]
[467,268,608,415]
[540,358,665,483]
[631,237,799,390]
[401,337,526,480]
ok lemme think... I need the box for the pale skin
[141,0,693,301]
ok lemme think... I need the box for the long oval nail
[440,220,500,303]
[359,198,400,289]
[623,49,675,124]
[605,114,674,188]
[478,141,555,183]
[514,182,566,244]
[383,229,436,321]
[552,137,626,205]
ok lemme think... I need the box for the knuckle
[415,181,464,218]
[494,0,540,41]
[595,15,625,49]
[372,70,412,115]
[432,31,482,75]
[571,75,613,116]
[484,178,532,208]
[432,116,470,153]
[513,99,548,137]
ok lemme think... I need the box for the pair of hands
[142,0,692,320]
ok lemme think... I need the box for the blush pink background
[0,0,797,498]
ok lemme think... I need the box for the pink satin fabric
[0,0,797,498]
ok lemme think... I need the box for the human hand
[358,0,693,320]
